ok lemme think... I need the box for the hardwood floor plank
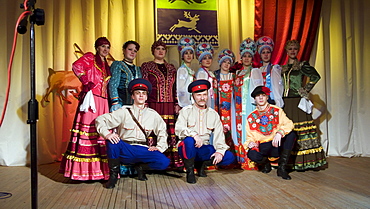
[1,157,370,209]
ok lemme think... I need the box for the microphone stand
[27,19,38,209]
[18,1,44,208]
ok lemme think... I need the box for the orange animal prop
[41,68,82,106]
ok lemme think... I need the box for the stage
[1,157,369,208]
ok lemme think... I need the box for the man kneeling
[96,78,170,188]
[244,86,296,180]
[175,80,235,184]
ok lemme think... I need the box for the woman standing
[232,38,263,169]
[141,40,182,169]
[59,37,111,180]
[214,49,236,151]
[255,36,284,108]
[109,40,141,112]
[176,37,196,107]
[282,40,327,170]
[195,42,216,109]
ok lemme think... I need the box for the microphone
[17,17,28,34]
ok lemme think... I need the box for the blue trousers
[107,140,170,170]
[247,131,296,162]
[178,137,235,166]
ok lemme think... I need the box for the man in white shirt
[175,80,235,184]
[96,78,169,188]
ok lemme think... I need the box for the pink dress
[59,52,110,180]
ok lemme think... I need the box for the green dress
[282,59,327,170]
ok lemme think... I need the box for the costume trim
[70,129,100,137]
[161,115,175,119]
[63,154,108,163]
[292,146,324,155]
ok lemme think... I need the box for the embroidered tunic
[282,61,320,97]
[109,60,141,106]
[244,104,294,149]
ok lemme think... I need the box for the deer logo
[169,11,201,34]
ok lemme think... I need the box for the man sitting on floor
[175,80,235,184]
[96,78,169,188]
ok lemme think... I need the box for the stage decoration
[156,0,219,46]
[41,43,115,109]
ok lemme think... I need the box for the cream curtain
[311,0,370,157]
[0,0,368,166]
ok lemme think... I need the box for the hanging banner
[155,0,219,46]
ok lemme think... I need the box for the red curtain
[254,0,323,65]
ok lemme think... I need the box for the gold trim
[294,120,315,125]
[71,129,100,137]
[161,115,175,119]
[294,125,317,132]
[293,147,324,155]
[165,147,179,152]
[64,155,108,163]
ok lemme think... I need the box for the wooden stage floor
[1,157,370,209]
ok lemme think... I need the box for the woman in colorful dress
[195,42,217,109]
[282,40,327,170]
[214,49,236,151]
[255,36,284,108]
[109,40,141,112]
[232,38,263,169]
[59,37,111,180]
[176,37,196,108]
[141,40,182,169]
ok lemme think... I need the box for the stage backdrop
[0,0,369,166]
[156,0,219,46]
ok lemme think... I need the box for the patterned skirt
[283,97,327,170]
[59,95,110,180]
[147,102,183,169]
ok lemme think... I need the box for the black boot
[277,149,292,180]
[183,158,196,184]
[197,157,214,177]
[134,163,150,181]
[258,157,272,174]
[106,158,120,189]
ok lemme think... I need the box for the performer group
[58,35,327,188]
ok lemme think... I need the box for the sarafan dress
[232,63,264,169]
[59,52,110,180]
